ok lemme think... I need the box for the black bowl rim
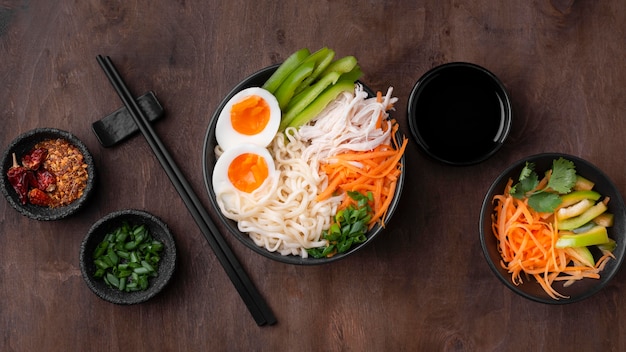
[202,64,406,265]
[79,209,177,305]
[479,152,626,304]
[0,127,96,221]
[407,61,513,166]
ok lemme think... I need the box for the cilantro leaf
[519,162,535,181]
[528,193,562,213]
[508,157,578,213]
[520,172,539,195]
[510,162,539,199]
[546,157,577,194]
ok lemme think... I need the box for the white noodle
[215,130,341,257]
[213,85,398,257]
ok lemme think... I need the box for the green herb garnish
[93,222,164,292]
[509,157,577,213]
[307,191,372,258]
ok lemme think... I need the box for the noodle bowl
[203,65,405,264]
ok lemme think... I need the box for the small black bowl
[479,153,626,304]
[0,128,96,220]
[202,65,406,265]
[79,209,177,305]
[408,62,512,166]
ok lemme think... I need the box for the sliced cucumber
[564,246,595,267]
[556,225,609,248]
[557,198,594,221]
[558,201,608,231]
[559,190,601,208]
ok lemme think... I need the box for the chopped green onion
[92,221,164,292]
[133,267,150,275]
[307,191,372,258]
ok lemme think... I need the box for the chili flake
[34,138,89,207]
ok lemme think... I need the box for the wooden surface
[1,1,626,351]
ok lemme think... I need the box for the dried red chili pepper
[7,153,32,205]
[36,169,56,192]
[22,147,47,170]
[28,170,39,189]
[28,188,51,206]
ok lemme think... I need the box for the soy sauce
[409,64,511,165]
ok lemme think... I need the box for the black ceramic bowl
[202,65,406,265]
[79,209,177,305]
[0,128,96,221]
[480,153,626,304]
[408,62,512,166]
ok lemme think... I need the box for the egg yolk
[230,95,270,135]
[227,153,269,193]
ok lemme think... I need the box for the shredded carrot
[317,130,408,229]
[491,179,614,300]
[315,170,346,202]
[375,112,383,130]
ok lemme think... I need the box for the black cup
[407,62,512,166]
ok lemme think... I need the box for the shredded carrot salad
[492,179,614,299]
[317,126,407,228]
[314,90,407,229]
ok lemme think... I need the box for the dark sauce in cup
[408,63,512,165]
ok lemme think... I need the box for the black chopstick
[96,55,276,326]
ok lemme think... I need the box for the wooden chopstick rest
[92,91,164,147]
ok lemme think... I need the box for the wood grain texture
[1,0,625,351]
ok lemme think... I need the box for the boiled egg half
[215,87,281,151]
[213,143,276,206]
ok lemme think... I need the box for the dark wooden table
[2,1,625,350]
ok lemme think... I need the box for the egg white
[215,87,281,151]
[212,143,277,211]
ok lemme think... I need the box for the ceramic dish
[407,62,512,166]
[79,209,177,305]
[480,153,626,304]
[0,128,96,221]
[202,65,405,265]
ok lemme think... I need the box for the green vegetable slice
[262,48,310,94]
[285,54,360,113]
[320,55,358,77]
[593,212,614,227]
[555,225,609,248]
[281,71,341,128]
[597,238,617,252]
[574,175,595,191]
[558,201,608,230]
[559,190,601,208]
[285,79,356,130]
[556,198,594,220]
[338,64,363,83]
[292,47,336,95]
[274,60,315,110]
[565,246,595,266]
